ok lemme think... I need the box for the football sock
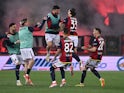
[15,65,20,80]
[60,67,65,79]
[81,70,87,83]
[91,69,101,79]
[50,66,55,81]
[27,69,31,75]
[72,53,80,62]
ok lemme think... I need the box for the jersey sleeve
[0,34,7,39]
[3,38,14,47]
[92,38,99,47]
[28,19,46,32]
[63,18,68,24]
[28,27,34,32]
[58,40,62,49]
[34,20,46,30]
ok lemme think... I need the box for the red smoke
[93,0,124,26]
[93,0,124,17]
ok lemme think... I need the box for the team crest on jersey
[94,39,96,41]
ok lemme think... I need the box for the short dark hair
[52,5,60,10]
[9,23,15,28]
[70,8,76,17]
[20,18,27,26]
[95,27,101,34]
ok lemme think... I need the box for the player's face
[10,25,17,34]
[93,29,100,37]
[25,20,30,26]
[68,10,72,17]
[55,9,60,15]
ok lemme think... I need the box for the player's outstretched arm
[0,33,7,39]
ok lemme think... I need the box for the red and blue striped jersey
[58,37,74,62]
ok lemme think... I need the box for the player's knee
[90,67,95,72]
[47,42,52,47]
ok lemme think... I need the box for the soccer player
[19,18,45,85]
[75,28,105,87]
[49,28,76,88]
[3,23,24,86]
[45,5,62,61]
[63,8,83,72]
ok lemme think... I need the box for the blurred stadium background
[0,0,124,56]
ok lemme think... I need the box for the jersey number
[98,40,104,51]
[71,19,77,31]
[64,42,73,52]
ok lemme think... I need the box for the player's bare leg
[46,41,52,62]
[24,59,34,85]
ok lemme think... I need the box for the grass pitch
[0,70,124,93]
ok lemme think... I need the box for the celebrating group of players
[0,5,105,88]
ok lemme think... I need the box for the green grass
[0,70,124,93]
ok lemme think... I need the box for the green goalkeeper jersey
[6,32,20,54]
[19,26,33,49]
[45,13,60,34]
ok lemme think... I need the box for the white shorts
[20,48,35,60]
[85,58,101,69]
[45,33,60,46]
[68,35,78,47]
[52,59,67,68]
[10,54,24,65]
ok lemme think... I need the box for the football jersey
[45,13,60,34]
[58,37,74,62]
[6,32,20,54]
[19,26,33,48]
[64,17,78,36]
[90,36,104,60]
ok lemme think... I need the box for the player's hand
[59,22,65,31]
[43,17,47,20]
[36,22,41,27]
[14,40,20,44]
[81,46,87,50]
[6,33,12,37]
[87,45,92,48]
